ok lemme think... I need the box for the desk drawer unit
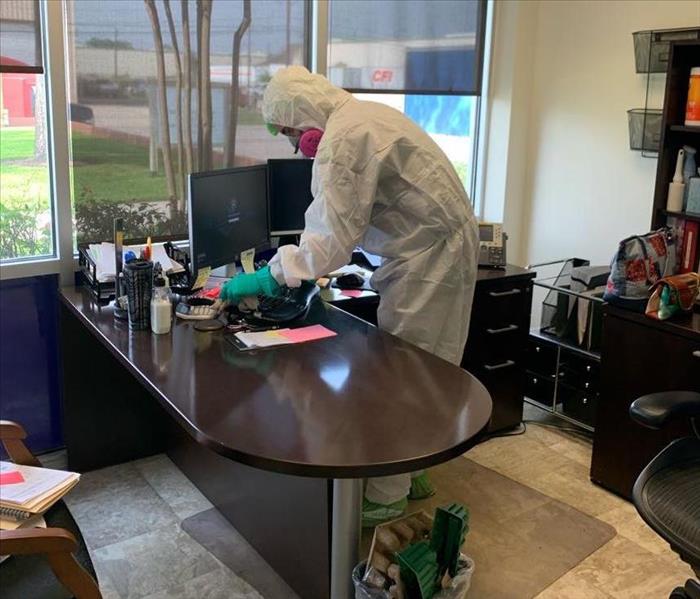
[463,273,534,432]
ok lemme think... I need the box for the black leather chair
[630,391,700,599]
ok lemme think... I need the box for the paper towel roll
[667,181,685,212]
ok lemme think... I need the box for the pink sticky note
[340,289,364,298]
[279,325,337,344]
[0,470,25,485]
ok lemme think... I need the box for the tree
[163,0,185,208]
[197,0,213,171]
[181,0,194,174]
[143,0,177,206]
[33,77,47,161]
[224,0,251,167]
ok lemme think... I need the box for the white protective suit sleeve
[269,160,375,287]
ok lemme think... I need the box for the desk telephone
[478,222,507,268]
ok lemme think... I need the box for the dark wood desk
[59,287,491,599]
[323,265,536,432]
[591,306,700,499]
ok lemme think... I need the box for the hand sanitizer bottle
[151,275,172,334]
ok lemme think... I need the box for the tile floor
[468,405,695,599]
[48,403,695,598]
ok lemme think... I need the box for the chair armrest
[0,527,78,555]
[0,420,41,467]
[630,391,700,429]
[0,528,102,599]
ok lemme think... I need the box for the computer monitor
[267,158,314,236]
[188,165,269,275]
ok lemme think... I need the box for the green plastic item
[430,503,470,577]
[396,541,439,599]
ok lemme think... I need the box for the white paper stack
[85,242,185,282]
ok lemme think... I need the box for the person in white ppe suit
[260,66,478,527]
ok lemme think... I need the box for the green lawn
[71,134,168,203]
[0,127,36,161]
[1,127,169,206]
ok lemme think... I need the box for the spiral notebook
[0,461,80,529]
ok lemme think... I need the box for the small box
[687,177,700,215]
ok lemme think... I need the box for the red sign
[372,69,393,83]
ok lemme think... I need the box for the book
[680,221,699,274]
[0,462,80,529]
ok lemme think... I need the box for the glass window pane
[1,0,43,70]
[0,97,54,261]
[354,93,477,199]
[65,0,307,245]
[329,0,485,94]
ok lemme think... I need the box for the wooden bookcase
[651,40,700,230]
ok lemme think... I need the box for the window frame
[0,0,73,283]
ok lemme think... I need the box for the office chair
[0,420,102,599]
[629,392,700,599]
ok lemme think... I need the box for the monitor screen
[188,166,269,274]
[267,159,314,235]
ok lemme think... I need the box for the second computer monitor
[188,165,269,275]
[267,158,314,236]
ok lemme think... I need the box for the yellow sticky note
[241,249,256,274]
[193,266,211,290]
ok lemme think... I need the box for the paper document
[0,514,46,532]
[0,461,80,514]
[85,242,185,283]
[240,249,256,274]
[234,325,337,349]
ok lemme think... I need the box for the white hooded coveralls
[263,67,479,504]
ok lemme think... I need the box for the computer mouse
[336,273,365,289]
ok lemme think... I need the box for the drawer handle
[489,288,522,298]
[484,360,516,371]
[487,324,519,335]
[694,351,700,359]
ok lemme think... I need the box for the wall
[0,275,64,453]
[487,0,700,267]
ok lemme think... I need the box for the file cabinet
[461,266,536,432]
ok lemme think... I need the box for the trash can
[352,556,475,599]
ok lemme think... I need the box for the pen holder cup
[124,260,153,331]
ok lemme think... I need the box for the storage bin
[633,28,700,73]
[627,109,662,152]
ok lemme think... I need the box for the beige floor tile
[469,406,697,598]
[548,438,593,468]
[598,504,678,557]
[565,536,692,599]
[526,460,627,517]
[535,569,615,599]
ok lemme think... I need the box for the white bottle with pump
[151,275,172,334]
[666,148,686,212]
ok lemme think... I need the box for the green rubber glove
[220,265,282,303]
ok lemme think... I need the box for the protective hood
[262,66,352,131]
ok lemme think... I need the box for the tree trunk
[33,76,47,161]
[163,0,185,211]
[144,0,177,203]
[197,0,213,171]
[181,0,194,176]
[224,0,251,167]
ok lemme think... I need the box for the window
[65,0,308,245]
[356,93,479,198]
[328,1,488,204]
[328,0,486,95]
[0,0,54,261]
